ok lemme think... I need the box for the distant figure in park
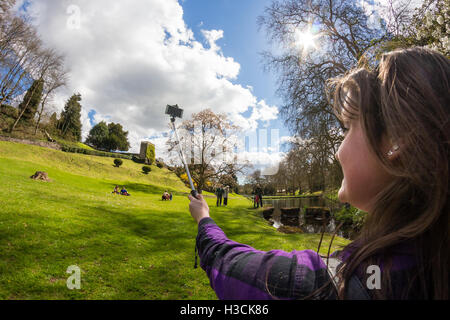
[162,191,170,201]
[254,184,263,208]
[169,193,173,201]
[120,186,130,196]
[112,185,119,194]
[215,185,223,206]
[253,194,259,208]
[223,186,229,206]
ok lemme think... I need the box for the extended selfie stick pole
[166,105,200,269]
[170,116,198,199]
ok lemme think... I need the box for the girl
[188,47,449,299]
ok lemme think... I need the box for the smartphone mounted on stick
[165,104,199,199]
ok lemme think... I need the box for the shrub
[334,205,367,229]
[114,159,123,167]
[1,104,18,118]
[132,155,144,163]
[142,166,151,174]
[155,158,165,168]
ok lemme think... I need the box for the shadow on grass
[0,193,200,296]
[106,181,188,197]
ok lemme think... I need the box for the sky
[13,0,292,180]
[12,0,424,181]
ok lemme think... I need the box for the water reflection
[262,196,347,238]
[263,196,325,208]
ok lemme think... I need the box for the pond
[261,196,351,239]
[263,196,329,209]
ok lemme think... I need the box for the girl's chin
[338,181,347,203]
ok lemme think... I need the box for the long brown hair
[327,47,449,299]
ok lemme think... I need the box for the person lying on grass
[188,47,449,300]
[120,186,130,196]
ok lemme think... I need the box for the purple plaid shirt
[196,217,419,300]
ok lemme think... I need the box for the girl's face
[336,117,393,212]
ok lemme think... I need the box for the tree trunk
[34,91,50,135]
[9,79,39,133]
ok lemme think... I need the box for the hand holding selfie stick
[165,104,198,199]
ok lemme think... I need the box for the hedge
[59,143,132,160]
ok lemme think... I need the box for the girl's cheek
[336,137,349,169]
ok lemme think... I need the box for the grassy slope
[0,141,350,299]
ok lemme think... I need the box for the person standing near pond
[223,186,229,206]
[253,194,259,208]
[254,184,263,208]
[188,47,449,299]
[215,185,223,207]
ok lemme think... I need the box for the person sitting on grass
[162,191,169,201]
[112,185,119,194]
[188,47,449,300]
[120,186,130,196]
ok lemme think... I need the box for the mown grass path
[0,141,350,299]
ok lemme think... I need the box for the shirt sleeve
[196,217,336,300]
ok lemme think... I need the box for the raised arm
[196,217,336,300]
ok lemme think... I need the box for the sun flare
[295,30,316,49]
[292,27,319,56]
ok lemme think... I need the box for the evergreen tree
[58,93,82,141]
[105,122,130,151]
[18,78,44,123]
[84,121,130,151]
[85,121,109,149]
[49,112,58,128]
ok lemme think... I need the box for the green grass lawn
[0,141,350,299]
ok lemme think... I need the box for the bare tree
[167,109,249,193]
[0,0,15,14]
[257,0,393,191]
[0,13,41,109]
[0,7,68,134]
[258,0,389,131]
[34,49,68,134]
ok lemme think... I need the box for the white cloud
[251,100,279,123]
[201,29,224,52]
[228,100,278,132]
[15,0,279,155]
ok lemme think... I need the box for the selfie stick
[166,105,198,199]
